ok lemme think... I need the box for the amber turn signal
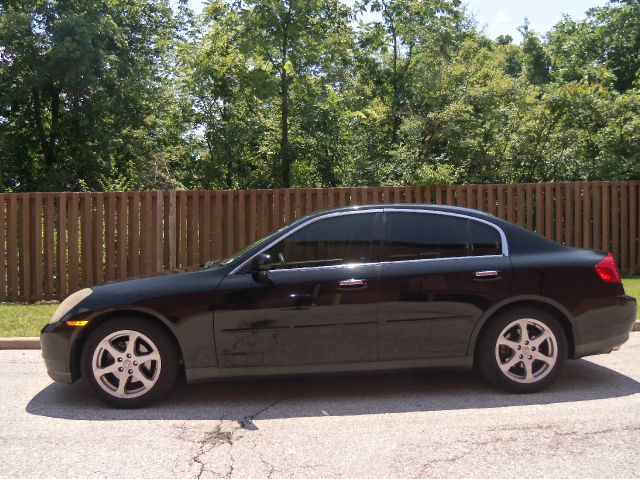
[65,320,88,327]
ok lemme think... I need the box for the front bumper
[41,323,77,384]
[574,294,636,358]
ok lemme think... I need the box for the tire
[475,307,567,393]
[81,317,179,408]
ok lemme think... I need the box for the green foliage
[0,0,639,191]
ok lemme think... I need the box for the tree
[0,0,187,191]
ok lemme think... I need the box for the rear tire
[475,307,567,393]
[81,317,179,408]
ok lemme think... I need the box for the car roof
[310,203,496,220]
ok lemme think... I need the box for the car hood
[76,267,228,315]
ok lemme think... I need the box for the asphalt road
[2,335,640,479]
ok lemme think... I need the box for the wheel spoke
[132,369,154,389]
[498,354,519,373]
[125,332,141,356]
[522,360,533,380]
[96,363,119,377]
[101,341,122,361]
[517,320,529,342]
[136,351,160,364]
[497,336,519,351]
[531,331,552,348]
[116,374,129,395]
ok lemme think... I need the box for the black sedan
[41,204,636,407]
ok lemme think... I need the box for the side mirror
[251,253,272,273]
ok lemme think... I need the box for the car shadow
[26,358,640,422]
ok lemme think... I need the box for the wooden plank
[67,193,79,294]
[476,185,483,212]
[583,182,591,249]
[593,183,602,250]
[32,192,42,300]
[612,183,620,262]
[19,195,31,300]
[435,186,443,204]
[168,191,177,269]
[116,193,128,279]
[213,191,222,260]
[273,189,282,229]
[564,184,573,246]
[466,185,475,209]
[497,185,505,219]
[574,183,582,248]
[80,192,93,288]
[129,192,140,277]
[45,195,56,299]
[535,184,544,234]
[141,192,153,274]
[621,182,629,273]
[446,185,454,205]
[93,193,104,285]
[516,185,525,226]
[178,191,188,267]
[238,190,246,248]
[201,191,212,263]
[506,184,515,224]
[487,185,496,216]
[226,191,234,256]
[526,184,534,230]
[7,195,19,300]
[601,183,610,253]
[55,194,67,299]
[0,195,5,300]
[630,182,638,274]
[186,191,196,266]
[542,183,551,239]
[248,189,256,245]
[554,184,562,243]
[105,193,116,281]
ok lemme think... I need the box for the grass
[0,276,639,337]
[0,303,58,337]
[622,276,640,304]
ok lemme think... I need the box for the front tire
[81,317,179,408]
[476,307,567,393]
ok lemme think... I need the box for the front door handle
[337,278,368,290]
[474,270,501,280]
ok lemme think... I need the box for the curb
[0,337,41,350]
[1,322,640,349]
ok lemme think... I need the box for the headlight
[49,288,93,324]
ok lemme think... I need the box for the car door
[377,210,512,361]
[214,210,382,368]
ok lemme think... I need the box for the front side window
[384,212,503,262]
[263,213,377,270]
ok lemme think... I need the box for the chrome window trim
[229,209,383,275]
[383,208,510,258]
[229,207,509,275]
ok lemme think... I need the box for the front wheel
[475,307,567,393]
[81,317,179,408]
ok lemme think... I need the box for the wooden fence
[1,181,639,302]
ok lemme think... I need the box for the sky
[186,0,610,41]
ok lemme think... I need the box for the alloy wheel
[91,330,162,399]
[494,318,558,384]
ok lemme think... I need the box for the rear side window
[470,220,502,256]
[384,212,503,261]
[264,213,376,269]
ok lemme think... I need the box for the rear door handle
[338,279,368,290]
[474,270,501,280]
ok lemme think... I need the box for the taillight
[595,252,621,283]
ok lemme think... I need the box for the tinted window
[384,212,503,261]
[264,213,376,269]
[386,213,469,261]
[470,220,502,256]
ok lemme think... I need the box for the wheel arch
[467,296,576,359]
[70,308,185,382]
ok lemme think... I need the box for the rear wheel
[476,307,567,393]
[81,317,178,408]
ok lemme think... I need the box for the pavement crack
[192,421,233,479]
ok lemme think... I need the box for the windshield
[204,224,290,268]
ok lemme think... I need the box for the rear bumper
[574,294,636,358]
[40,324,76,384]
